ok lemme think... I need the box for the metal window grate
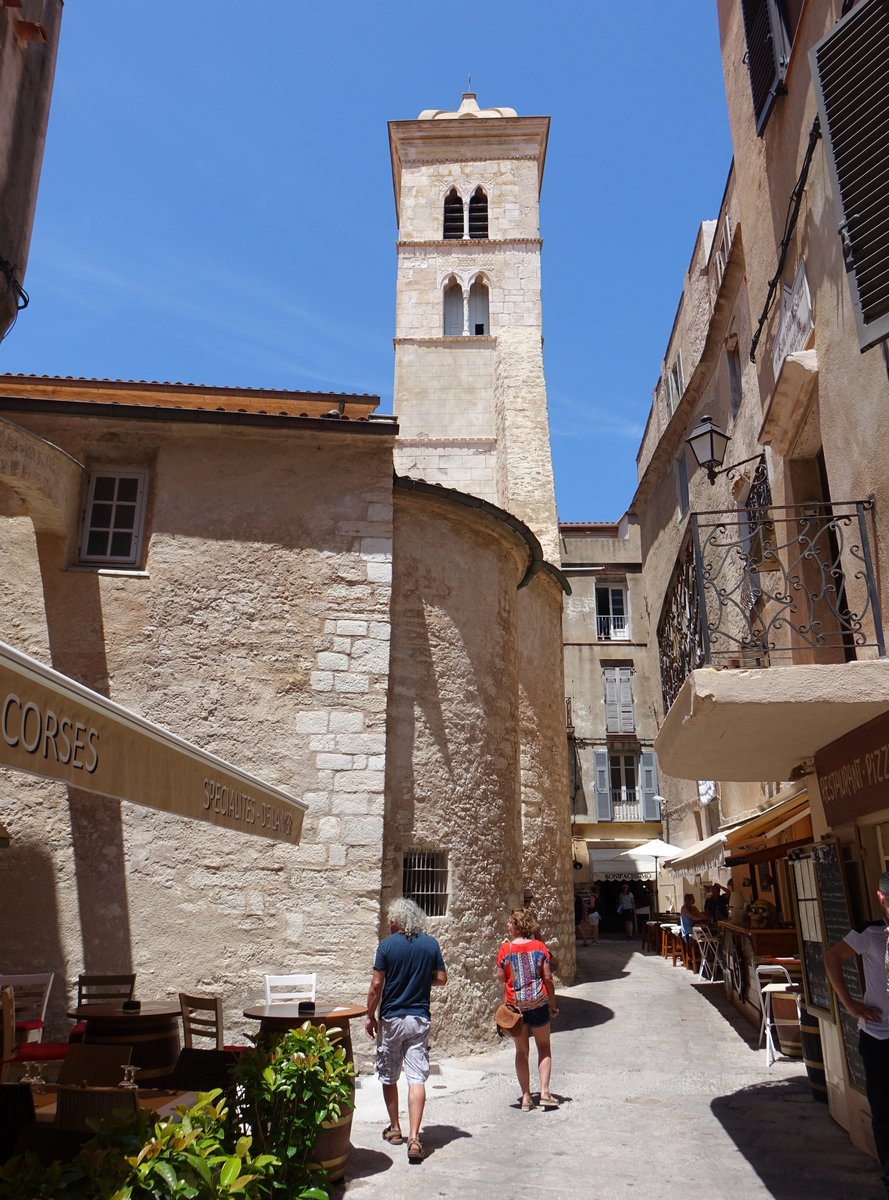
[403,850,449,916]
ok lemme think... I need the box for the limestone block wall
[394,242,543,339]
[397,158,541,242]
[392,341,495,441]
[383,488,526,1051]
[517,572,575,983]
[392,441,497,504]
[0,415,394,1041]
[493,327,560,563]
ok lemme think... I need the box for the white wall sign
[772,259,814,381]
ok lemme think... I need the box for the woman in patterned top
[496,908,560,1111]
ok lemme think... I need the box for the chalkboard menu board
[788,840,866,1094]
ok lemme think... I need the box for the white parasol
[620,838,684,915]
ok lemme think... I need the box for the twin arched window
[442,187,488,239]
[442,277,490,336]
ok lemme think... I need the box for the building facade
[560,518,667,911]
[0,94,575,1055]
[635,0,889,1162]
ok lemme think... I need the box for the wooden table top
[243,1002,367,1022]
[66,1002,182,1021]
[34,1086,194,1123]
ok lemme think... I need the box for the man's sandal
[382,1125,403,1145]
[407,1137,424,1163]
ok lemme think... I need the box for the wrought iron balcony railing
[658,496,885,713]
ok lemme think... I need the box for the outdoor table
[66,1002,182,1086]
[242,1002,367,1066]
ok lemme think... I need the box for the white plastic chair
[754,964,793,1066]
[263,973,317,1006]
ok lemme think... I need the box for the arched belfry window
[443,189,464,239]
[468,279,489,335]
[468,188,488,239]
[443,279,463,335]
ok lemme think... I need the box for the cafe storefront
[798,709,889,1155]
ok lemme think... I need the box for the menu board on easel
[788,840,866,1094]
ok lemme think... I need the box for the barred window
[403,850,449,917]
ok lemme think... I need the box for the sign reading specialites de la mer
[0,640,306,844]
[815,708,889,826]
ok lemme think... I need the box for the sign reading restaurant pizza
[815,709,889,827]
[0,641,305,844]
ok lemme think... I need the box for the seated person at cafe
[680,894,708,939]
[703,881,730,923]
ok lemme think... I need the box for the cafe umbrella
[619,838,683,916]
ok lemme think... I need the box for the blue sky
[3,3,733,521]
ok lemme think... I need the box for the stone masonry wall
[0,415,394,1043]
[383,489,526,1052]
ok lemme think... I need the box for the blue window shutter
[594,750,612,821]
[640,752,659,822]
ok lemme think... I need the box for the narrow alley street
[342,940,884,1200]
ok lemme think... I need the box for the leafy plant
[231,1023,354,1199]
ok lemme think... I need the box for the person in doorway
[704,881,730,923]
[365,898,448,1164]
[497,908,560,1111]
[825,871,889,1194]
[616,883,635,938]
[587,889,600,945]
[574,891,589,945]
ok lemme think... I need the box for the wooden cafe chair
[69,973,136,1041]
[1,985,69,1083]
[179,992,248,1053]
[0,973,54,1044]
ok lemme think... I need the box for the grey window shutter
[741,0,791,134]
[443,283,463,336]
[811,0,889,351]
[640,752,659,822]
[594,750,612,821]
[618,668,635,733]
[603,669,619,733]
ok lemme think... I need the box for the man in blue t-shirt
[365,898,447,1164]
[826,869,889,1193]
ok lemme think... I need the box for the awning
[0,640,306,844]
[724,784,810,852]
[587,848,655,880]
[666,830,730,873]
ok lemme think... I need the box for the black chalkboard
[789,841,866,1095]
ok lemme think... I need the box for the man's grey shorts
[376,1015,431,1085]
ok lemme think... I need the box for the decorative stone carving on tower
[388,94,560,564]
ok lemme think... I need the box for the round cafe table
[67,1002,182,1086]
[242,1003,367,1066]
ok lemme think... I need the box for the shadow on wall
[711,1077,884,1199]
[0,835,66,1034]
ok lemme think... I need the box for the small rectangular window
[79,470,148,566]
[667,352,685,414]
[595,586,629,640]
[403,850,449,916]
[675,454,690,519]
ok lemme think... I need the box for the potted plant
[232,1022,355,1195]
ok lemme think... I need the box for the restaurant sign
[0,640,306,844]
[815,708,889,826]
[771,259,814,383]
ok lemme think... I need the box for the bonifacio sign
[0,640,306,844]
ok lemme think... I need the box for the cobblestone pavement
[338,937,885,1200]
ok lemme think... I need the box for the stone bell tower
[388,93,559,562]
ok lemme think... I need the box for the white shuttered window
[603,666,635,734]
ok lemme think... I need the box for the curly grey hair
[388,897,427,938]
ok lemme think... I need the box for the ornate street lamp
[685,415,731,484]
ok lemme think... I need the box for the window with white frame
[603,666,635,734]
[79,470,148,566]
[609,753,638,817]
[595,585,629,640]
[403,849,449,916]
[714,215,733,289]
[667,352,685,414]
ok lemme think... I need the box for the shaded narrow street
[342,940,884,1199]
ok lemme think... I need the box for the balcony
[611,791,641,822]
[656,497,889,781]
[597,615,629,641]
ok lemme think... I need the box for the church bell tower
[388,93,559,562]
